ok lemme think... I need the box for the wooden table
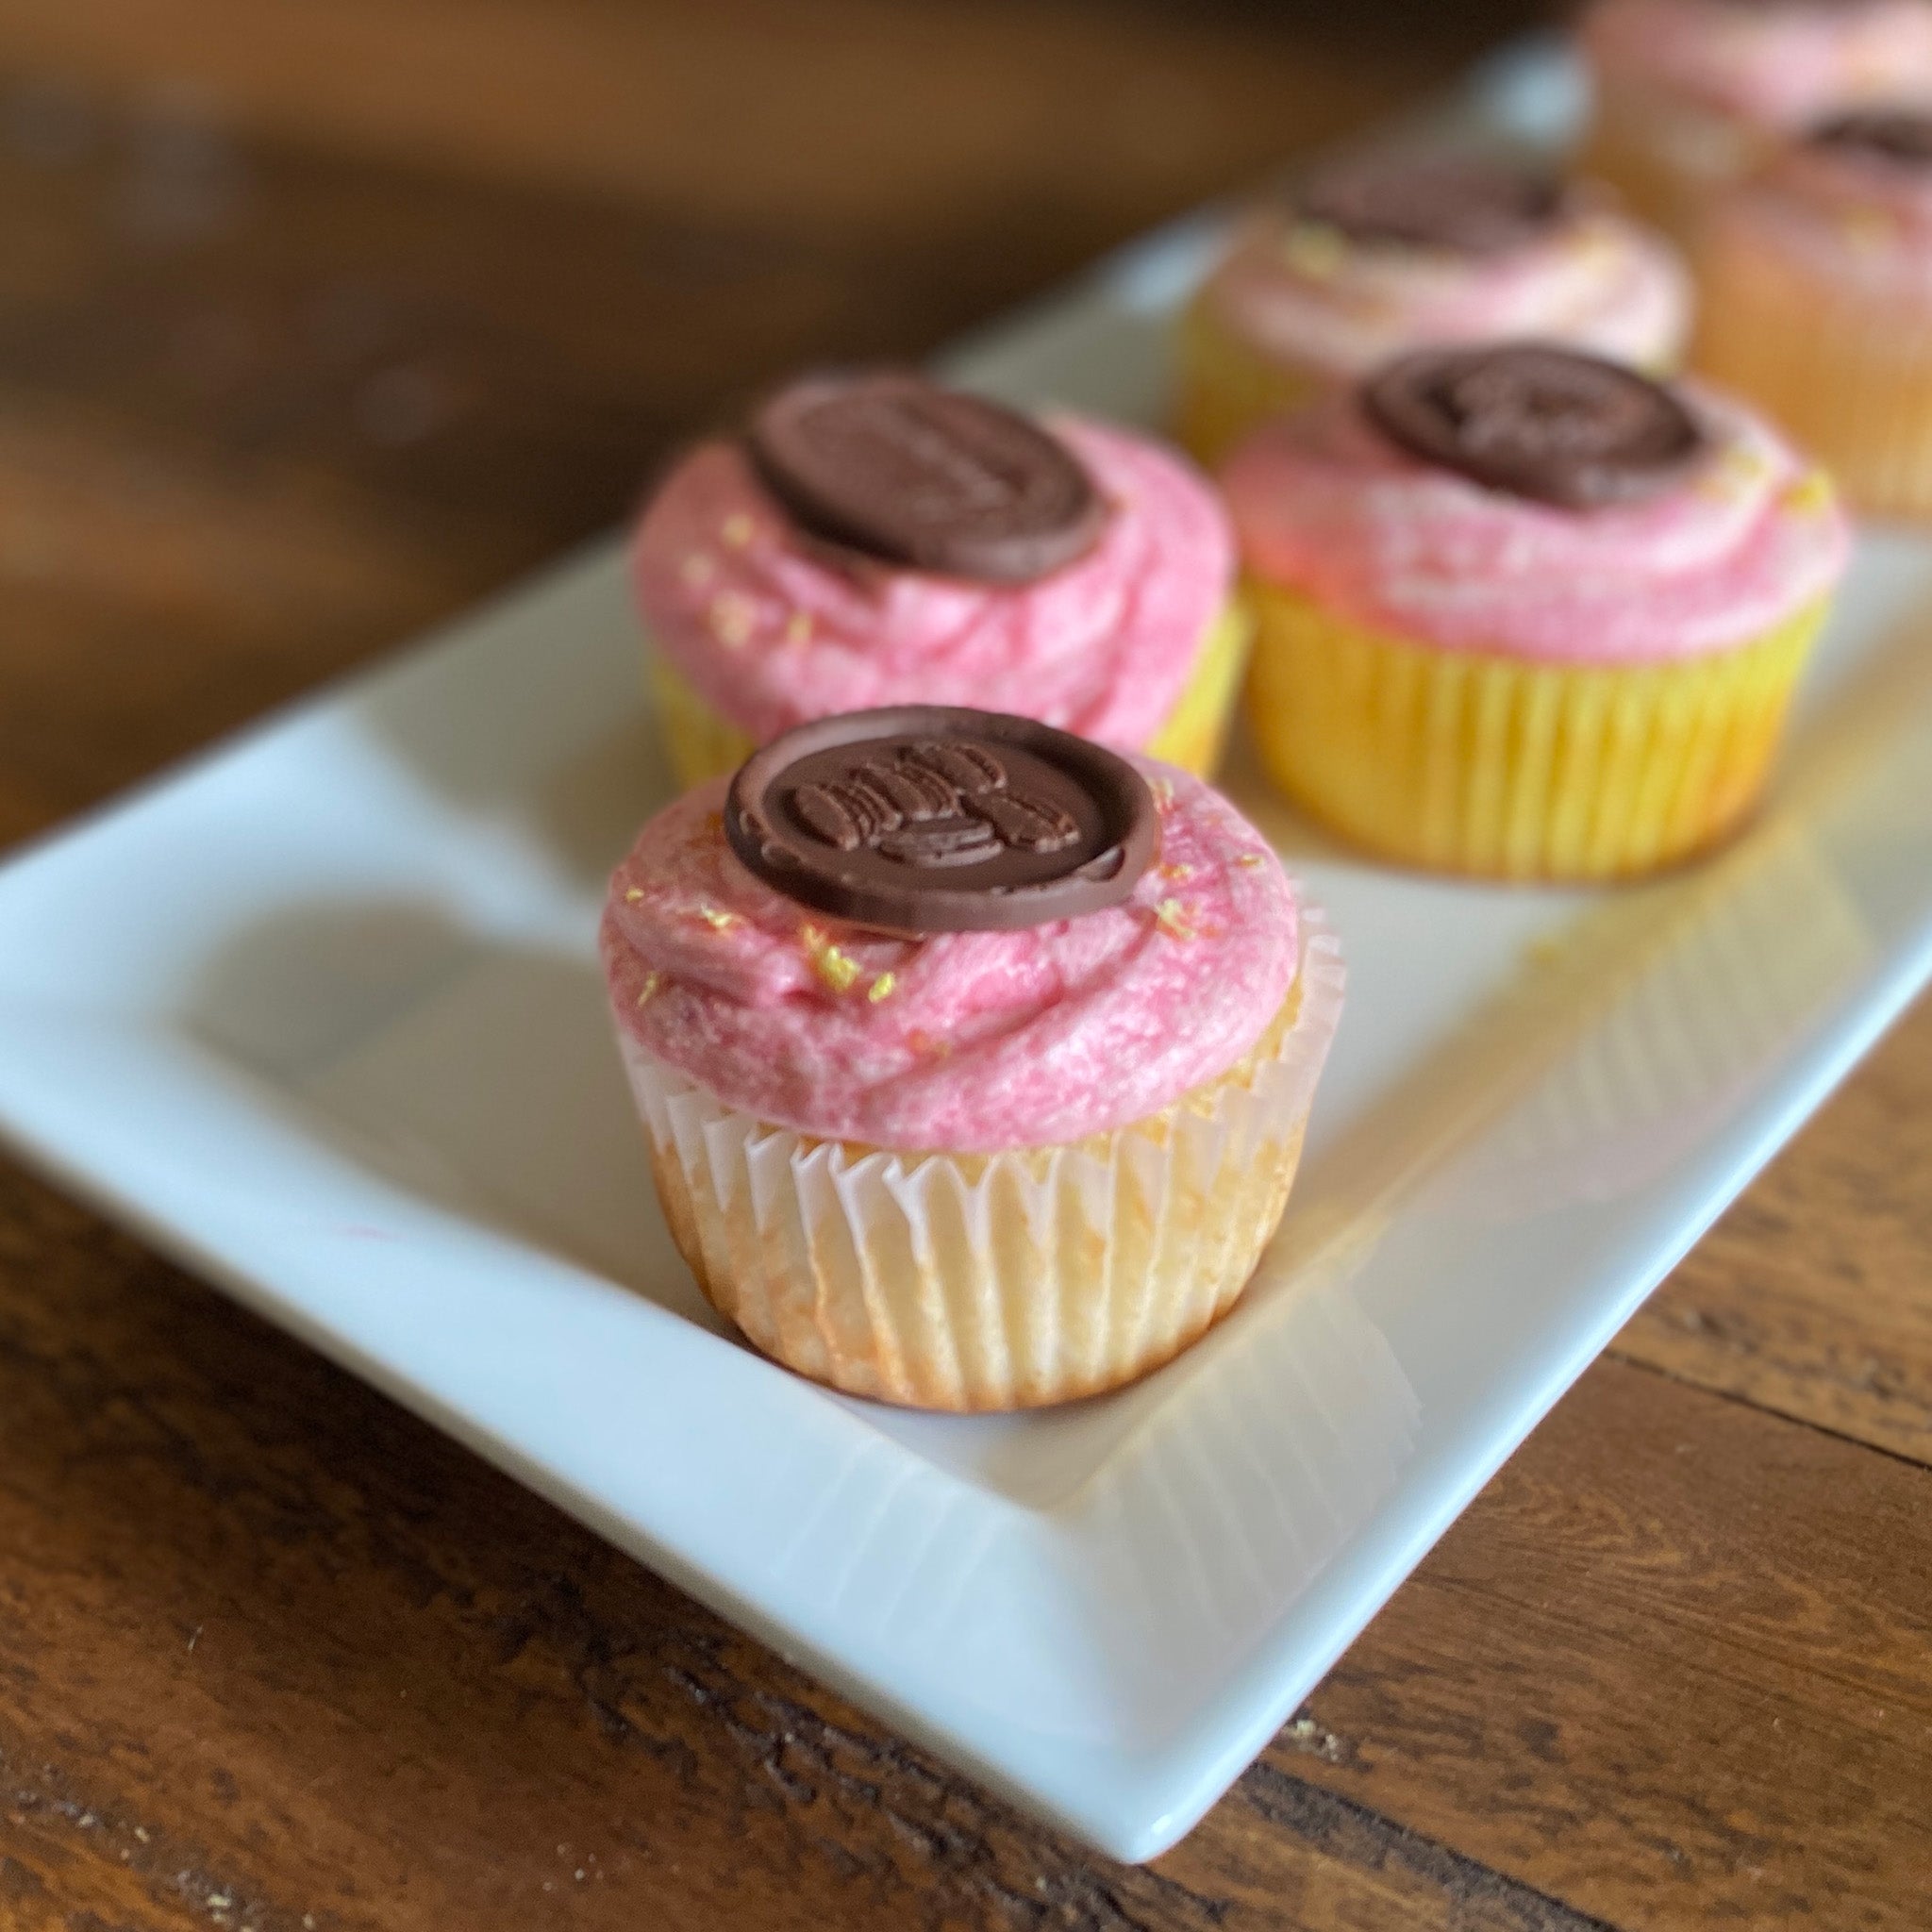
[0,4,1926,1926]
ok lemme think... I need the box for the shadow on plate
[180,891,724,1336]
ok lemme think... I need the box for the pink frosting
[1222,384,1848,661]
[1708,138,1932,299]
[1204,206,1690,380]
[601,764,1299,1152]
[631,416,1233,753]
[1581,0,1932,125]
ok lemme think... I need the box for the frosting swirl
[1581,0,1932,126]
[1197,178,1689,385]
[632,414,1231,752]
[601,764,1299,1151]
[1707,116,1932,298]
[1223,378,1847,662]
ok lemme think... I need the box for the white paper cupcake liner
[618,909,1344,1411]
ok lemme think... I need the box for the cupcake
[1175,154,1690,463]
[1224,342,1849,880]
[1693,108,1932,515]
[632,370,1247,790]
[600,706,1343,1411]
[1578,0,1932,239]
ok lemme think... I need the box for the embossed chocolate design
[1362,342,1710,509]
[791,741,1080,869]
[1810,107,1932,169]
[746,371,1107,584]
[1295,157,1571,256]
[726,707,1158,934]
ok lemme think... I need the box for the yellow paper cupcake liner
[1694,223,1932,520]
[649,651,758,791]
[1174,291,1324,467]
[1579,83,1761,246]
[1243,582,1825,880]
[619,913,1344,1411]
[648,596,1251,791]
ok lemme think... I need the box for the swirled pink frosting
[1202,206,1690,380]
[601,764,1299,1151]
[1581,0,1932,125]
[631,416,1232,752]
[1222,384,1848,661]
[1708,137,1932,298]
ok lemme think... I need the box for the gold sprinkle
[635,972,662,1007]
[867,972,897,1003]
[784,610,813,646]
[1784,469,1836,518]
[1235,853,1267,869]
[695,903,741,931]
[679,552,716,589]
[801,924,861,993]
[814,947,859,993]
[1155,897,1197,940]
[722,512,756,548]
[1158,860,1196,883]
[708,591,757,647]
[625,887,644,902]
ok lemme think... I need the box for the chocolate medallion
[724,707,1158,933]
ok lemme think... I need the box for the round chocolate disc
[1361,341,1709,509]
[1295,156,1571,255]
[724,707,1158,935]
[1809,107,1932,169]
[745,371,1107,584]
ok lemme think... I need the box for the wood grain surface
[0,4,1927,1928]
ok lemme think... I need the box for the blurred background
[0,0,1554,847]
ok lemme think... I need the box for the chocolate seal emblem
[1295,157,1571,255]
[1809,107,1932,169]
[725,707,1158,934]
[745,371,1106,583]
[1361,341,1709,509]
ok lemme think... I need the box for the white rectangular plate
[2,45,1930,1862]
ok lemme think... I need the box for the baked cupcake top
[1712,108,1932,292]
[1222,341,1848,661]
[1579,0,1932,126]
[1196,155,1689,381]
[601,708,1299,1151]
[631,370,1233,753]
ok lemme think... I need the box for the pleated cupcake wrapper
[1140,595,1251,776]
[645,595,1252,792]
[620,911,1344,1412]
[1694,227,1932,520]
[1581,83,1763,243]
[649,653,758,792]
[1174,291,1325,468]
[1244,582,1824,880]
